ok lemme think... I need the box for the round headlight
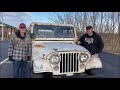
[49,55,60,64]
[79,53,88,62]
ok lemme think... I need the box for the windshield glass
[33,25,74,38]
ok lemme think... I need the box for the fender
[86,54,102,70]
[32,56,53,73]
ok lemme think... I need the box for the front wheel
[84,69,104,78]
[31,70,43,78]
[30,65,44,78]
[31,70,53,78]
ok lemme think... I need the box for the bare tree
[49,12,120,54]
[118,12,120,35]
[49,12,119,34]
[118,12,120,54]
[99,12,104,33]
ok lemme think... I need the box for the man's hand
[27,56,31,61]
[77,41,81,45]
[9,56,13,62]
[74,38,81,45]
[75,40,81,45]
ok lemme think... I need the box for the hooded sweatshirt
[79,31,104,55]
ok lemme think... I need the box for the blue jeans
[13,60,27,78]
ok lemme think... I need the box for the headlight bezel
[49,54,60,65]
[79,52,89,62]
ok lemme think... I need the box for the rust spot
[35,45,45,48]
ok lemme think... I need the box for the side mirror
[30,33,36,39]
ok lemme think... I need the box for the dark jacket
[79,32,104,55]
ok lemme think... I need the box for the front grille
[60,52,79,73]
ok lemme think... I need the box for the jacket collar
[16,31,26,40]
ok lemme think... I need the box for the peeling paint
[35,44,45,48]
[29,23,94,75]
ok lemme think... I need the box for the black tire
[85,69,94,75]
[30,64,43,78]
[31,70,43,78]
[52,75,62,78]
[43,72,53,78]
[30,68,53,78]
[84,69,104,78]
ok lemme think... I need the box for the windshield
[33,25,74,38]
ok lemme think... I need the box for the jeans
[13,60,27,78]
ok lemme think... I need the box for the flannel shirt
[8,32,32,61]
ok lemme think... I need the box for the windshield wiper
[35,30,47,38]
[54,32,64,38]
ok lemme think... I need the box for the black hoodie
[79,32,104,55]
[15,31,26,40]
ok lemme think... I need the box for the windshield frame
[32,24,75,39]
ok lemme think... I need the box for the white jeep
[29,22,102,78]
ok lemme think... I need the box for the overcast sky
[0,12,54,28]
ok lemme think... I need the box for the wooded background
[49,12,120,55]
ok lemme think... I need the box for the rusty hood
[32,42,89,58]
